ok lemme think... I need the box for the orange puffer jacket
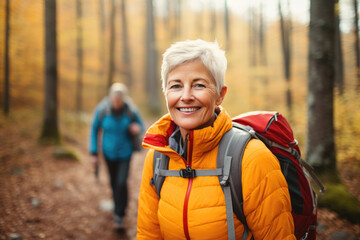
[137,108,295,240]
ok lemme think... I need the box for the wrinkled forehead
[166,59,217,86]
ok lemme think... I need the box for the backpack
[151,111,325,240]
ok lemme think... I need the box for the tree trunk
[307,0,336,172]
[196,2,203,38]
[224,0,230,50]
[279,0,293,117]
[259,1,269,110]
[76,0,83,113]
[249,1,257,67]
[4,0,10,115]
[98,0,106,100]
[259,1,267,66]
[172,0,181,38]
[41,0,60,143]
[210,0,216,39]
[335,0,344,95]
[107,0,116,89]
[248,0,257,106]
[354,0,360,88]
[163,0,170,30]
[120,0,133,89]
[145,0,160,113]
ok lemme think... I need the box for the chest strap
[157,167,223,178]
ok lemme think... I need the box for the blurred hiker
[137,40,296,239]
[89,82,144,229]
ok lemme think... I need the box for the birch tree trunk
[224,0,230,50]
[107,0,116,89]
[354,0,360,88]
[279,0,293,116]
[98,0,106,100]
[335,0,344,95]
[120,0,133,89]
[76,0,83,113]
[145,0,160,113]
[307,0,336,171]
[210,0,216,39]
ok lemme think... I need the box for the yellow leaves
[335,91,360,164]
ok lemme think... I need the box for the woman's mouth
[178,107,201,113]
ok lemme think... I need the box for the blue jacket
[89,97,144,161]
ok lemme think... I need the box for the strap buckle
[301,232,308,240]
[179,166,196,178]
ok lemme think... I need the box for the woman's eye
[194,83,206,88]
[169,84,181,89]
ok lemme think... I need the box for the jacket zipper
[183,131,194,240]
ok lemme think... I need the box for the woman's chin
[177,124,197,133]
[177,120,212,133]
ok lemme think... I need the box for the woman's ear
[216,86,227,106]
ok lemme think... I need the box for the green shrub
[52,146,79,161]
[318,183,360,224]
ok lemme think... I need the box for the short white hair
[161,39,227,94]
[109,82,128,99]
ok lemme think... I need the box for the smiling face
[164,59,227,139]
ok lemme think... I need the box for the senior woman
[137,40,295,240]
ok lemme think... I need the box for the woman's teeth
[179,107,199,112]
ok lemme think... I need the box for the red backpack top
[233,111,324,240]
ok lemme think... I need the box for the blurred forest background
[1,0,360,239]
[1,0,359,147]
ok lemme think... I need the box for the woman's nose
[180,86,194,102]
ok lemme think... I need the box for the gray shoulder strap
[217,123,255,240]
[151,151,169,197]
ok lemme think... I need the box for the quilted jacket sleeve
[137,149,162,239]
[242,139,296,240]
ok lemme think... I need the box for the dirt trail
[0,114,359,240]
[0,115,146,240]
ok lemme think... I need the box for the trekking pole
[94,161,99,182]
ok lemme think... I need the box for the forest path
[0,112,147,240]
[0,111,359,240]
